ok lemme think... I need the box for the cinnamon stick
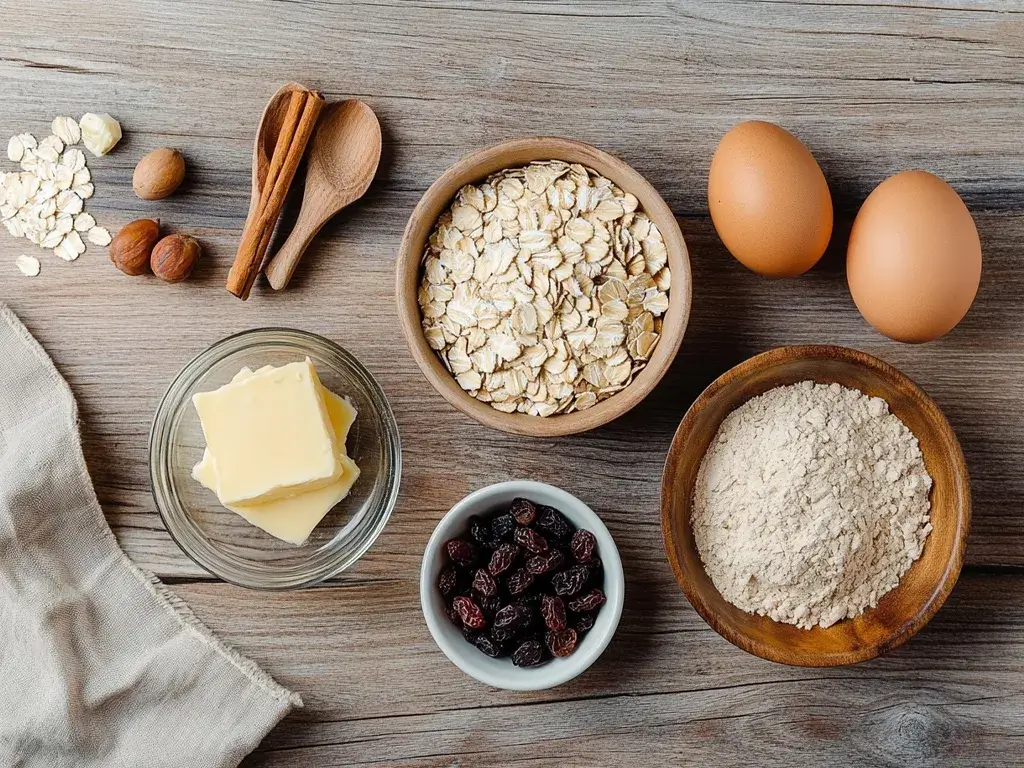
[227,88,324,299]
[227,90,306,299]
[253,92,323,275]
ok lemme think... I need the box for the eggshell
[708,121,833,278]
[847,170,981,343]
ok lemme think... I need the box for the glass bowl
[150,328,401,589]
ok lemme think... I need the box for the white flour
[692,380,933,629]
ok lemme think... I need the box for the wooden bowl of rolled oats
[396,137,691,436]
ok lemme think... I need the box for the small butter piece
[79,112,122,157]
[192,360,341,506]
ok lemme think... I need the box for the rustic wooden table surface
[2,1,1022,765]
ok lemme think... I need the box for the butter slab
[192,360,341,506]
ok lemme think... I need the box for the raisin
[541,595,567,631]
[546,628,578,657]
[516,593,541,614]
[513,527,549,553]
[510,497,537,526]
[468,516,492,546]
[473,633,503,658]
[494,603,532,632]
[491,623,516,643]
[511,639,545,667]
[536,505,572,541]
[472,568,498,597]
[491,513,516,541]
[568,588,606,613]
[526,549,565,575]
[574,613,595,635]
[438,567,459,597]
[446,539,476,567]
[479,594,501,619]
[444,604,461,627]
[518,599,543,631]
[506,567,535,596]
[570,529,597,563]
[488,543,519,576]
[452,595,486,630]
[552,565,590,596]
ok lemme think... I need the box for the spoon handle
[263,201,332,290]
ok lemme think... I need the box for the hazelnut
[151,234,201,282]
[109,218,160,276]
[133,148,186,200]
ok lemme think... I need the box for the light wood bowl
[661,345,970,666]
[396,137,691,437]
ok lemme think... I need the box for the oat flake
[15,254,40,277]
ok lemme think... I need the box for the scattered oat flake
[51,116,81,146]
[57,190,83,215]
[87,226,111,246]
[41,230,64,249]
[55,238,78,261]
[2,118,103,264]
[61,148,86,173]
[16,254,40,277]
[7,136,24,163]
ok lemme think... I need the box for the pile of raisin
[438,497,606,667]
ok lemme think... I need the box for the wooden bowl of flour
[660,345,970,666]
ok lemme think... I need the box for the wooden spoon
[263,99,382,290]
[245,82,309,231]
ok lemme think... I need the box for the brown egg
[847,170,981,343]
[708,121,833,277]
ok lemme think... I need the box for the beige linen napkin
[0,304,301,767]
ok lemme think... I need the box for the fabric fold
[0,304,299,768]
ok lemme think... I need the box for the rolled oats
[1,118,110,266]
[419,160,672,417]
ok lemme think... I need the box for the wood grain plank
[162,572,1024,767]
[2,212,1020,575]
[1,1,1023,763]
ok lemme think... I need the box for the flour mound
[692,380,933,630]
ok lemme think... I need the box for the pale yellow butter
[217,456,358,545]
[192,365,361,545]
[192,360,341,506]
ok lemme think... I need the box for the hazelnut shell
[151,233,201,283]
[109,219,160,276]
[133,148,186,201]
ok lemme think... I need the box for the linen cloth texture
[0,304,300,767]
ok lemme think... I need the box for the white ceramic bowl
[420,481,624,691]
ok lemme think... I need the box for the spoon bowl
[248,82,309,221]
[264,99,382,290]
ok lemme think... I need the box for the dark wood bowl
[395,137,691,437]
[661,345,970,666]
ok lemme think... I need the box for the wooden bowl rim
[395,136,692,437]
[660,344,971,666]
